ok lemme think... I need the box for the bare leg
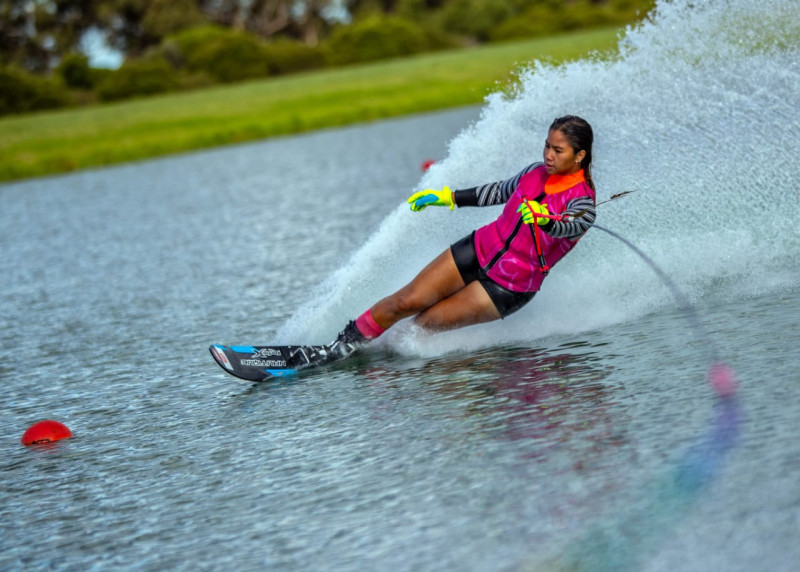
[369,249,501,332]
[414,281,501,332]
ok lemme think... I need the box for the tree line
[1,0,655,116]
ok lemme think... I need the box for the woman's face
[543,129,586,175]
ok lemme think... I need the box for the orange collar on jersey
[544,169,585,194]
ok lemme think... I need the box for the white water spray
[278,0,800,351]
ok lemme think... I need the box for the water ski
[209,342,354,382]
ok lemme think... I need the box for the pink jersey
[473,165,595,292]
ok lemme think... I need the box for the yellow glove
[407,187,454,212]
[517,199,550,225]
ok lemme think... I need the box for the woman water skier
[301,115,597,366]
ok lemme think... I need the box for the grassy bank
[0,27,623,184]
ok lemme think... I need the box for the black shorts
[450,232,536,318]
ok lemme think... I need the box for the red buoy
[21,420,73,446]
[708,363,738,397]
[421,159,436,172]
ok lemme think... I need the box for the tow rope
[526,188,737,397]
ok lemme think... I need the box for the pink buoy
[21,420,73,446]
[708,363,738,397]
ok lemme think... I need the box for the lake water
[2,0,800,570]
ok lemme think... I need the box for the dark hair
[549,115,595,191]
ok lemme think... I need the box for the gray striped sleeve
[471,162,543,206]
[543,197,596,239]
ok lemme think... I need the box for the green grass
[0,27,623,183]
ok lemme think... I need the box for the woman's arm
[540,196,596,239]
[453,162,543,207]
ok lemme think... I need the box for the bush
[0,66,71,116]
[601,0,657,25]
[57,53,95,89]
[96,58,179,101]
[395,0,432,22]
[193,34,270,82]
[142,0,206,39]
[488,3,586,42]
[421,24,462,51]
[438,0,513,42]
[163,25,270,83]
[162,25,231,68]
[489,0,654,43]
[89,67,114,87]
[326,15,430,65]
[262,39,328,75]
[489,7,565,42]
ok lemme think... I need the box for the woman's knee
[385,287,430,317]
[413,309,445,332]
[413,282,502,332]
